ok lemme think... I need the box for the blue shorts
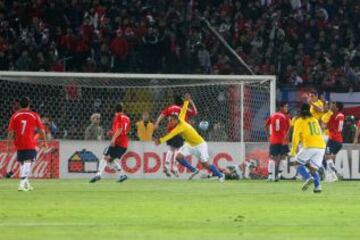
[269,144,283,157]
[103,146,127,160]
[282,145,290,155]
[166,135,184,148]
[17,150,37,163]
[326,140,342,155]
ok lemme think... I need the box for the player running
[89,103,130,183]
[7,97,48,191]
[324,102,344,182]
[154,93,198,177]
[290,103,326,193]
[155,100,224,182]
[265,102,289,181]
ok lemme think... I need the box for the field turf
[1,179,360,240]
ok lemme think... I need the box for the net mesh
[0,73,273,142]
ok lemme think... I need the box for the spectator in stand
[0,0,359,91]
[110,28,129,72]
[85,113,104,141]
[136,112,155,142]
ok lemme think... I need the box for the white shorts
[178,142,209,162]
[295,148,325,169]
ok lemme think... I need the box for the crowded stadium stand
[0,0,359,141]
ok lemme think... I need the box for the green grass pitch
[1,179,360,240]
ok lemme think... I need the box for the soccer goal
[0,71,275,169]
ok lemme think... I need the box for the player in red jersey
[324,102,344,182]
[154,93,198,177]
[90,103,130,183]
[265,102,289,181]
[278,110,292,179]
[7,97,48,191]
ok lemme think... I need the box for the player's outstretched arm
[154,113,165,131]
[158,126,184,145]
[185,93,198,116]
[40,129,49,148]
[179,100,189,121]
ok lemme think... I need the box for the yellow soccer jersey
[321,111,333,124]
[310,100,324,121]
[160,100,205,146]
[290,116,299,127]
[321,110,333,136]
[290,116,326,156]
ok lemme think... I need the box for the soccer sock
[19,164,26,187]
[97,158,108,177]
[310,171,321,188]
[209,164,223,178]
[326,159,337,173]
[268,159,275,180]
[22,162,31,179]
[297,165,311,180]
[178,159,197,172]
[164,150,173,171]
[111,160,122,173]
[171,150,179,173]
[278,159,286,178]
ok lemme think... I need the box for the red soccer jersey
[328,112,344,143]
[357,120,360,128]
[282,113,291,144]
[112,113,131,148]
[8,109,44,150]
[162,104,197,132]
[265,112,288,144]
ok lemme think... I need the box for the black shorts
[103,146,127,160]
[269,144,283,157]
[326,140,342,155]
[17,150,37,163]
[166,135,184,148]
[282,144,290,155]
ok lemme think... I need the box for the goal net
[0,72,275,143]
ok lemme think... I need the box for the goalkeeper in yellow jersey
[155,100,225,182]
[290,103,326,193]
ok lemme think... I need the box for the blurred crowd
[0,0,359,91]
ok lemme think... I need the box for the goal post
[0,71,276,161]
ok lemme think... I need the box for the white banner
[59,141,360,180]
[59,141,242,179]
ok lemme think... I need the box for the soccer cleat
[302,177,314,191]
[117,175,128,183]
[18,186,28,192]
[188,170,199,180]
[163,169,171,177]
[313,186,322,194]
[325,172,338,182]
[171,169,179,178]
[89,175,101,183]
[219,173,225,183]
[25,183,34,191]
